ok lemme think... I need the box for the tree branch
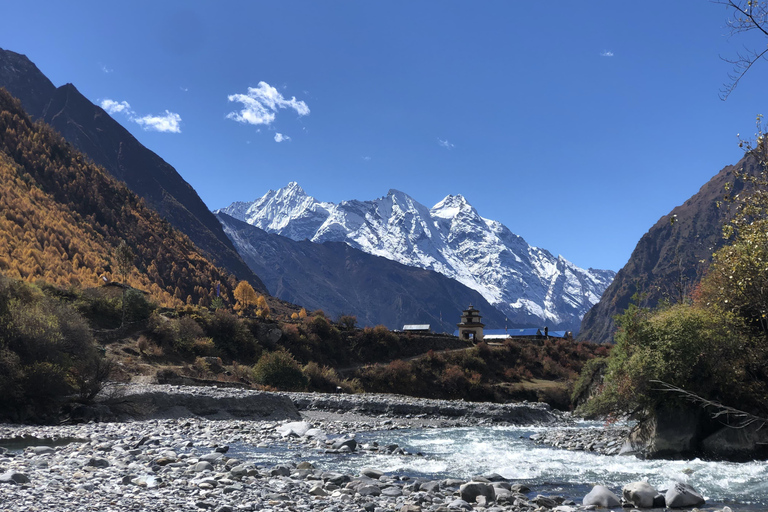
[651,380,767,430]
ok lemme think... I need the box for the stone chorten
[457,305,484,342]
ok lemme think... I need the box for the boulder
[583,485,621,508]
[459,481,495,503]
[622,481,657,508]
[665,482,705,508]
[626,403,701,459]
[332,437,357,451]
[276,421,311,438]
[702,422,768,461]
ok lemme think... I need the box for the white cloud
[101,64,113,74]
[180,86,189,92]
[362,156,371,161]
[227,81,310,127]
[274,132,291,142]
[99,98,182,133]
[134,111,182,133]
[438,138,455,149]
[600,50,614,57]
[100,99,131,115]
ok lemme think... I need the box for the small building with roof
[402,324,431,333]
[457,305,484,342]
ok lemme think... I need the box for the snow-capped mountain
[217,182,615,332]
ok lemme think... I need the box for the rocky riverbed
[0,385,736,511]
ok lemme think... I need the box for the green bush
[0,276,111,419]
[580,303,749,419]
[252,350,307,390]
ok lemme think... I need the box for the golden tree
[233,280,258,314]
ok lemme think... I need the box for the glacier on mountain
[217,182,615,332]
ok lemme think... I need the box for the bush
[0,276,110,419]
[252,350,307,390]
[205,309,261,362]
[303,361,342,392]
[581,303,750,419]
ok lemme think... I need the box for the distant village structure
[454,305,571,342]
[402,324,431,334]
[457,305,485,341]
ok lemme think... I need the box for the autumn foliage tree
[233,280,258,314]
[0,88,236,307]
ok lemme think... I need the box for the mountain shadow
[217,212,520,333]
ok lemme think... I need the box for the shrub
[205,309,260,362]
[303,361,342,392]
[252,350,307,390]
[581,303,750,419]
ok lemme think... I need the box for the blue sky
[1,1,765,271]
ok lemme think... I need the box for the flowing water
[233,423,768,510]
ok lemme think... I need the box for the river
[234,423,768,510]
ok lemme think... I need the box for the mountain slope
[0,47,266,293]
[216,212,511,332]
[578,152,760,343]
[218,183,615,332]
[0,88,237,305]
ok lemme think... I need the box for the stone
[421,480,441,492]
[31,446,54,455]
[447,499,473,510]
[270,465,291,477]
[194,461,214,472]
[583,485,621,508]
[665,482,705,508]
[626,403,701,459]
[459,481,495,503]
[358,485,382,496]
[0,471,30,484]
[297,461,315,470]
[381,486,403,497]
[702,422,768,461]
[400,506,422,512]
[622,481,657,508]
[332,437,357,451]
[361,468,384,479]
[86,457,110,468]
[309,485,328,496]
[200,452,223,463]
[532,495,559,508]
[277,421,311,438]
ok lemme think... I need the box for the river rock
[361,468,384,479]
[460,481,495,503]
[31,446,54,455]
[622,481,657,508]
[277,421,311,437]
[665,482,705,508]
[332,437,357,451]
[194,461,214,472]
[0,471,29,484]
[583,485,621,508]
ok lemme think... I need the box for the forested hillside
[0,88,236,306]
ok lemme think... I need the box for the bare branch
[651,380,767,430]
[714,0,768,99]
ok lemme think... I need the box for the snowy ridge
[217,183,615,331]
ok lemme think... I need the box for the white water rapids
[236,423,768,510]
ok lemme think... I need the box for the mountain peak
[431,193,473,219]
[226,184,615,332]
